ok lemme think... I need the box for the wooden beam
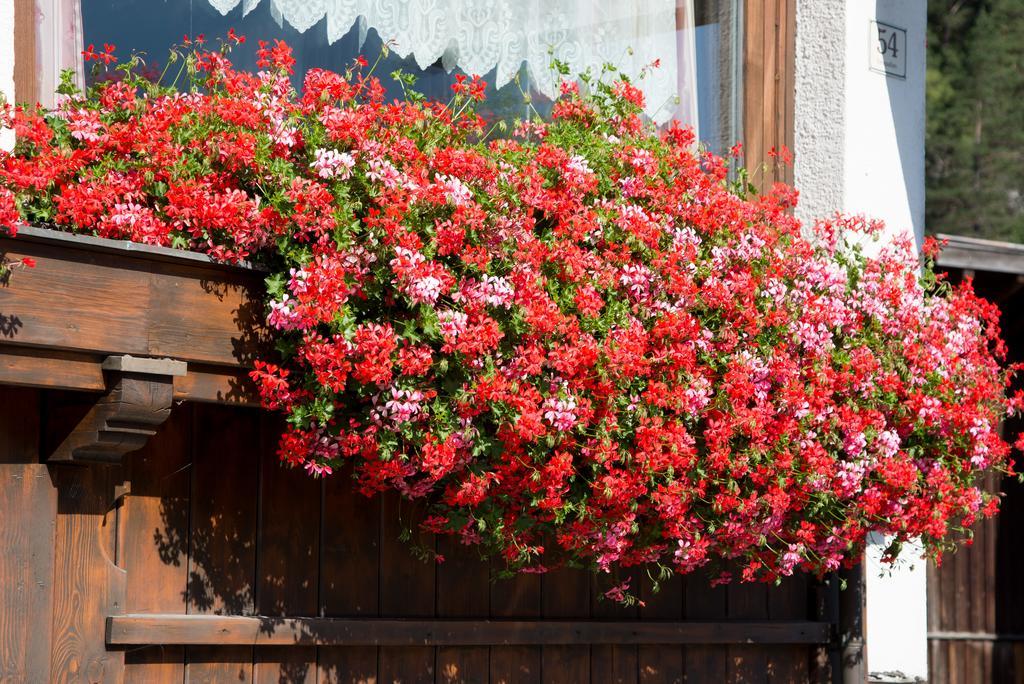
[935,232,1024,275]
[0,348,258,404]
[106,614,832,647]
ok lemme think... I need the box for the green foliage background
[927,1,1024,242]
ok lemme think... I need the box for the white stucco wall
[793,2,845,225]
[0,0,14,150]
[844,1,927,247]
[794,1,928,680]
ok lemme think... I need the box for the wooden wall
[0,386,839,683]
[927,268,1024,683]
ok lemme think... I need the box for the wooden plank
[107,615,833,647]
[541,567,590,682]
[638,572,684,684]
[318,463,380,683]
[726,578,769,682]
[50,464,127,684]
[254,414,320,683]
[174,365,259,405]
[377,492,436,683]
[954,539,970,636]
[186,646,255,683]
[783,0,797,186]
[121,403,192,682]
[436,536,490,683]
[766,574,811,682]
[489,566,542,684]
[0,464,56,683]
[760,0,779,185]
[12,0,37,106]
[146,260,269,367]
[838,565,867,684]
[186,403,261,682]
[0,349,106,394]
[0,349,259,404]
[0,241,154,358]
[592,569,639,684]
[683,571,728,681]
[744,0,766,188]
[0,386,40,463]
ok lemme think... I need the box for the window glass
[74,0,741,151]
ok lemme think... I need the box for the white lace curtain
[206,0,699,126]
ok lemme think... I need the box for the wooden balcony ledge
[0,225,268,405]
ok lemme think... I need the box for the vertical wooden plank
[744,0,766,188]
[122,404,192,682]
[760,0,778,186]
[436,536,490,683]
[49,463,127,684]
[490,568,542,684]
[541,567,590,683]
[0,387,40,463]
[12,0,38,106]
[683,571,728,682]
[378,492,436,683]
[838,564,867,684]
[0,464,56,683]
[318,463,380,684]
[766,574,810,683]
[592,569,639,684]
[726,579,769,683]
[954,542,970,640]
[783,0,797,186]
[254,414,320,684]
[186,403,260,683]
[638,573,683,684]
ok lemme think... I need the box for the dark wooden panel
[592,569,639,684]
[318,463,381,683]
[436,536,490,683]
[683,573,728,682]
[378,493,436,683]
[254,415,320,683]
[541,567,591,682]
[121,404,192,682]
[726,579,769,682]
[767,575,811,682]
[639,573,684,683]
[0,386,40,463]
[490,567,542,684]
[0,464,56,682]
[186,403,260,682]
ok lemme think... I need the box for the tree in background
[927,0,1024,242]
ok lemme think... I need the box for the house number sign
[870,20,907,79]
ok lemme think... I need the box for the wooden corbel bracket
[49,355,187,465]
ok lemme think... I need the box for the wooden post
[837,563,867,684]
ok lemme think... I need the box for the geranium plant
[1,35,1019,601]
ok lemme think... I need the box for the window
[32,0,742,151]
